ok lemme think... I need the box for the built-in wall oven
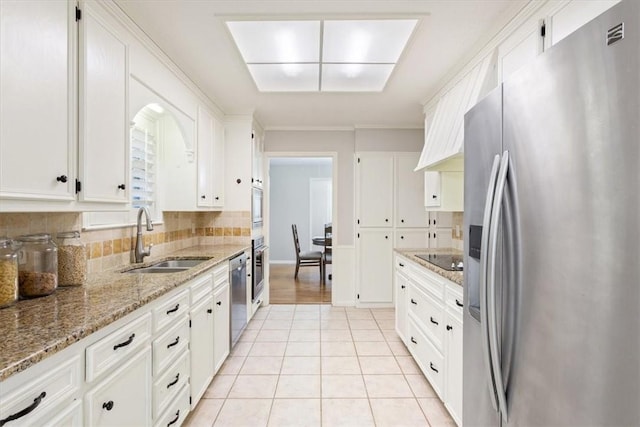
[252,186,263,228]
[251,236,266,302]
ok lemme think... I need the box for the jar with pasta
[0,237,18,308]
[16,234,58,298]
[57,231,86,286]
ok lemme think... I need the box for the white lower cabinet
[155,384,190,427]
[85,347,152,426]
[190,296,214,407]
[213,281,231,373]
[395,254,463,426]
[356,228,394,305]
[153,352,190,420]
[40,399,83,426]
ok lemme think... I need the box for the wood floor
[269,263,331,304]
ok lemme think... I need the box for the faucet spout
[135,207,154,263]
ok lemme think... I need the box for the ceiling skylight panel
[247,64,319,92]
[322,64,394,92]
[322,20,418,63]
[226,21,320,63]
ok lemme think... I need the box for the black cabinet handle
[385,236,388,239]
[0,391,46,425]
[430,317,439,325]
[117,184,126,190]
[385,218,389,222]
[400,236,404,239]
[455,299,463,307]
[410,298,417,305]
[410,336,417,344]
[113,333,135,350]
[201,195,206,199]
[56,175,68,183]
[167,410,180,427]
[430,363,439,373]
[207,308,213,314]
[167,373,180,389]
[167,336,180,349]
[401,285,405,289]
[166,303,180,315]
[432,194,437,199]
[399,263,404,267]
[215,196,219,200]
[447,325,453,331]
[103,401,114,411]
[216,301,222,306]
[433,219,437,226]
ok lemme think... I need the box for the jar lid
[57,230,81,239]
[16,233,52,242]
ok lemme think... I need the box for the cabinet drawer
[153,289,190,334]
[154,384,190,427]
[153,316,190,376]
[35,399,83,427]
[212,262,229,290]
[408,283,444,351]
[395,255,410,271]
[0,355,81,425]
[153,351,190,419]
[410,264,445,300]
[408,319,444,399]
[190,272,213,305]
[86,313,151,382]
[85,347,152,427]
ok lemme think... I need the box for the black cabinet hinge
[75,6,81,21]
[75,179,81,194]
[357,157,360,163]
[357,233,360,238]
[357,219,360,225]
[189,396,192,405]
[189,319,192,328]
[357,294,360,299]
[540,22,546,38]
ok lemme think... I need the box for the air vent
[607,23,624,46]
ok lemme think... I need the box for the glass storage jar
[0,237,18,308]
[57,231,87,286]
[16,233,58,298]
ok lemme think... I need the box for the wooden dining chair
[322,223,332,283]
[292,224,323,280]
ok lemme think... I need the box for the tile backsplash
[0,211,250,274]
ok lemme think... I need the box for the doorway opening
[268,157,333,304]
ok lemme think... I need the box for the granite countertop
[394,247,464,286]
[0,244,249,382]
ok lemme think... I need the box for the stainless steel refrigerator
[463,1,639,425]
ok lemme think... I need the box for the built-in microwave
[252,186,263,228]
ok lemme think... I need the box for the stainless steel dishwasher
[229,253,247,347]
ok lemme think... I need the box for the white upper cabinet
[498,17,543,83]
[546,0,620,47]
[357,153,394,227]
[79,0,129,203]
[212,115,225,207]
[0,0,76,202]
[197,106,214,207]
[395,153,428,228]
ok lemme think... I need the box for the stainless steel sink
[123,257,211,274]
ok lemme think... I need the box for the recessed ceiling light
[226,19,418,92]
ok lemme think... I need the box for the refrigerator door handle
[488,150,510,421]
[479,154,501,412]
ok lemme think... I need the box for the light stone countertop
[0,244,249,382]
[394,247,464,286]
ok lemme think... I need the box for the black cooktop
[415,253,463,271]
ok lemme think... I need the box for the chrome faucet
[134,207,154,263]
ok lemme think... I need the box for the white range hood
[415,51,496,171]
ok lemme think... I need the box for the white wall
[269,160,332,262]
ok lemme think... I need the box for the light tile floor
[183,304,456,427]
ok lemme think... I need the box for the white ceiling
[114,0,527,129]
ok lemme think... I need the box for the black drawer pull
[430,317,439,325]
[113,333,135,351]
[167,410,180,426]
[103,401,114,411]
[167,373,180,389]
[167,336,180,349]
[455,299,463,308]
[430,363,439,373]
[399,263,404,267]
[446,325,453,331]
[117,184,126,190]
[410,336,417,344]
[410,298,417,305]
[56,175,68,183]
[207,308,213,314]
[401,285,405,289]
[0,391,46,425]
[217,301,222,306]
[166,303,180,315]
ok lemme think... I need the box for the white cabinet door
[357,228,393,305]
[395,229,428,249]
[547,1,619,47]
[428,212,453,229]
[251,130,264,187]
[0,0,75,201]
[444,312,463,426]
[498,18,543,83]
[211,116,225,207]
[79,1,128,203]
[394,260,409,343]
[424,171,441,208]
[428,229,452,249]
[213,282,230,373]
[395,153,428,228]
[197,106,214,207]
[190,296,214,408]
[357,153,394,227]
[85,347,152,427]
